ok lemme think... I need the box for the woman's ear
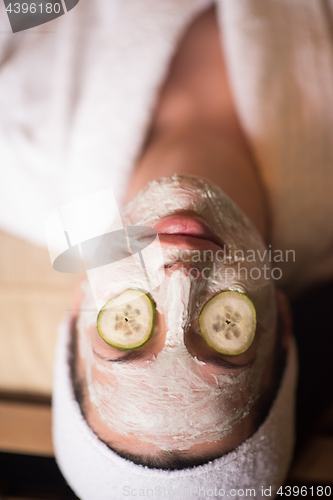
[276,289,293,349]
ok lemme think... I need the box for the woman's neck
[125,7,269,242]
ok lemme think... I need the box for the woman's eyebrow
[93,349,152,363]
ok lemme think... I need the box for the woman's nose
[164,261,193,277]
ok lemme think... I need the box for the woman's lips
[154,215,223,250]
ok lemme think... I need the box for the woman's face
[76,175,277,457]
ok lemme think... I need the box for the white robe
[0,0,333,294]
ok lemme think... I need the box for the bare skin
[125,6,269,241]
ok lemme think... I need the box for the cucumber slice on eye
[97,289,156,350]
[198,291,256,356]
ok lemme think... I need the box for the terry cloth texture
[0,0,333,293]
[53,317,298,500]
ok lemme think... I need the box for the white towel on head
[52,317,298,500]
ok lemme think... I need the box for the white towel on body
[0,0,333,293]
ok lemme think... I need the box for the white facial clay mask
[77,174,277,451]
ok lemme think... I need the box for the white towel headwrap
[53,317,297,500]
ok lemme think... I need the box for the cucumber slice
[97,290,156,350]
[198,291,256,356]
